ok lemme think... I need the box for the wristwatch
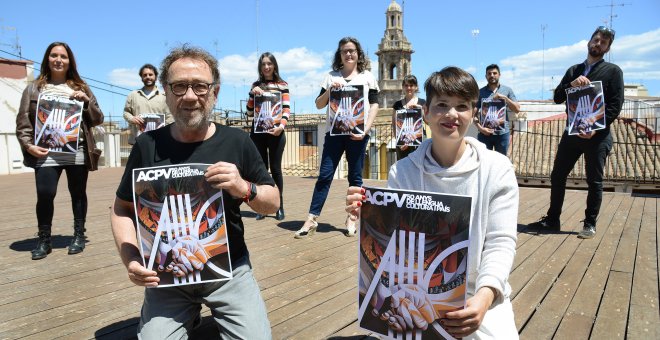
[243,181,258,202]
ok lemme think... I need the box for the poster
[254,92,283,133]
[479,98,506,130]
[329,84,366,136]
[34,93,83,153]
[358,186,471,340]
[138,113,167,135]
[132,163,232,287]
[566,81,605,135]
[395,108,424,147]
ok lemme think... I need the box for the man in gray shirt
[123,63,170,144]
[473,64,520,155]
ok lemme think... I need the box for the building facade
[0,59,33,174]
[375,0,414,109]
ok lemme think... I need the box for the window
[300,130,317,146]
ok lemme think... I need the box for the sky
[2,0,659,126]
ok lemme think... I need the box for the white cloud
[216,47,333,104]
[108,68,142,88]
[498,28,660,99]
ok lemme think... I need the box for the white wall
[0,66,33,174]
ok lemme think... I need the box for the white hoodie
[388,137,519,339]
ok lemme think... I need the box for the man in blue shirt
[473,64,520,155]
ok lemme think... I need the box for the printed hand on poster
[157,235,211,277]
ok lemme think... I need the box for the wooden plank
[267,265,357,326]
[610,197,644,273]
[328,320,378,339]
[289,302,358,339]
[517,194,625,335]
[591,271,632,339]
[272,288,356,339]
[509,193,585,300]
[627,197,660,339]
[0,169,658,339]
[516,237,582,337]
[552,195,626,338]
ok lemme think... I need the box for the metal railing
[107,113,659,187]
[511,116,659,186]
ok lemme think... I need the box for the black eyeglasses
[168,82,215,96]
[595,26,616,39]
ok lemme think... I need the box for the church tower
[376,0,414,109]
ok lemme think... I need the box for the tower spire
[376,0,414,109]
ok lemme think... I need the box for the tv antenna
[541,24,547,100]
[0,25,22,58]
[588,0,631,29]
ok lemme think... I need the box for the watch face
[249,182,258,201]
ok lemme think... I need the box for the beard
[588,46,607,59]
[175,108,211,130]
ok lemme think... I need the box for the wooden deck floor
[0,167,657,339]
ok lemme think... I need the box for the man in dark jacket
[530,26,624,239]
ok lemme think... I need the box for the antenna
[1,25,22,58]
[213,39,220,59]
[541,24,547,100]
[588,0,631,29]
[587,1,629,61]
[255,0,260,55]
[471,29,480,68]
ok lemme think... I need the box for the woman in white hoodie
[346,67,519,339]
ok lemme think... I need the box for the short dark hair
[332,37,368,73]
[401,74,418,87]
[485,64,500,73]
[159,44,220,87]
[139,64,158,78]
[590,26,615,47]
[424,66,479,108]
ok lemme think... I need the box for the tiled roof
[511,118,659,183]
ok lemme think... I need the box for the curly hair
[331,37,367,73]
[159,44,221,86]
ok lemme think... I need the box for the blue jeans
[309,133,370,216]
[477,132,510,155]
[138,256,271,339]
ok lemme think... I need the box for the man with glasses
[530,26,624,239]
[111,45,278,338]
[123,64,170,145]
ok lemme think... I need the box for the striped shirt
[246,80,291,127]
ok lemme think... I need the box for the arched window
[389,63,397,80]
[390,15,394,27]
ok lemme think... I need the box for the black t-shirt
[116,123,275,264]
[392,97,426,111]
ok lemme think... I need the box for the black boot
[32,226,52,260]
[68,220,86,254]
[275,207,285,221]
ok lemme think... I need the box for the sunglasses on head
[595,26,616,39]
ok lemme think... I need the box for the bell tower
[375,0,414,109]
